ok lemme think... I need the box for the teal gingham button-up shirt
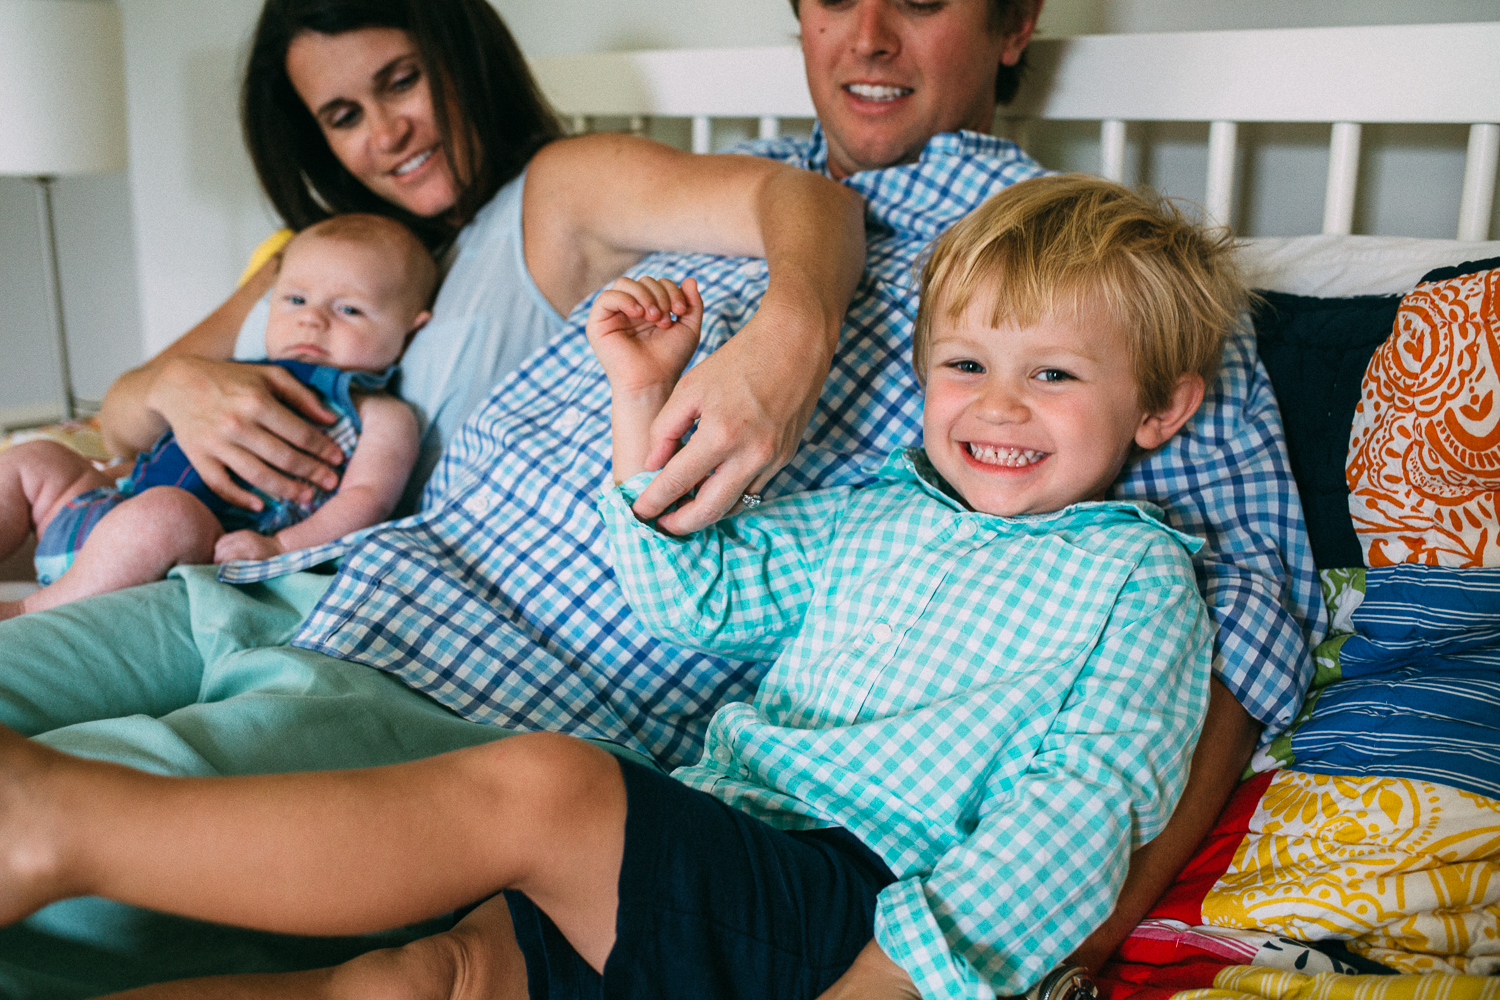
[601,449,1212,1000]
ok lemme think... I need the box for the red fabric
[1149,771,1275,924]
[1093,771,1280,1000]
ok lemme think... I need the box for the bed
[529,21,1500,1000]
[3,20,1498,999]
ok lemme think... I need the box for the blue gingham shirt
[221,124,1321,764]
[603,450,1212,998]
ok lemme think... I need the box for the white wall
[2,0,1497,420]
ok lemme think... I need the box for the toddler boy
[0,213,434,619]
[0,176,1247,1000]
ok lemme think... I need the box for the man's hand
[214,530,286,564]
[146,356,344,510]
[817,940,922,1000]
[631,294,836,534]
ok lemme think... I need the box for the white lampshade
[0,0,127,176]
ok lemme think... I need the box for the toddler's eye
[949,359,985,374]
[1035,369,1074,383]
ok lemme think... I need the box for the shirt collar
[875,447,1202,551]
[805,122,1027,179]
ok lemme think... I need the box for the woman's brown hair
[243,0,562,249]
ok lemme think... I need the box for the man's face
[799,0,1036,179]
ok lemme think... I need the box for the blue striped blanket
[1278,565,1500,800]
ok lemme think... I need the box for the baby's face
[264,235,424,372]
[922,293,1151,517]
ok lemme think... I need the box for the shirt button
[462,495,490,516]
[713,746,733,764]
[872,622,894,642]
[557,407,583,429]
[954,520,976,539]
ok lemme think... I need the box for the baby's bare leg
[20,486,223,615]
[98,894,528,1000]
[0,727,626,969]
[0,441,113,618]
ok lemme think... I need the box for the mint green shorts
[0,565,650,997]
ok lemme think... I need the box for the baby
[0,213,434,619]
[0,176,1248,1000]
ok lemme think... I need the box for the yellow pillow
[237,229,293,287]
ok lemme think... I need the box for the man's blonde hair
[913,174,1247,413]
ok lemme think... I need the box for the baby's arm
[585,276,703,485]
[213,394,418,562]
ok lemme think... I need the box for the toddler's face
[922,293,1152,517]
[264,235,425,372]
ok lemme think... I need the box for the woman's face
[285,27,459,218]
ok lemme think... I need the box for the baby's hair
[913,174,1248,413]
[290,213,440,313]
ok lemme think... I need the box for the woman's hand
[630,293,837,534]
[146,356,345,510]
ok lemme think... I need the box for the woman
[100,0,863,526]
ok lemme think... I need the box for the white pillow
[1236,235,1500,298]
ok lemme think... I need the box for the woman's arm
[524,134,866,533]
[97,256,345,509]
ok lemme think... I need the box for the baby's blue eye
[1036,369,1074,383]
[286,294,305,306]
[949,359,985,374]
[338,305,363,317]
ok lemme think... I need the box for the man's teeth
[846,83,912,102]
[968,443,1045,467]
[393,149,433,176]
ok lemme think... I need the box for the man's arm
[525,134,866,534]
[1068,679,1259,971]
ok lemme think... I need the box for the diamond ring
[740,493,763,508]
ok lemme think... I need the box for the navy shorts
[505,757,897,1000]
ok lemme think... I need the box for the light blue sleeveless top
[235,169,566,514]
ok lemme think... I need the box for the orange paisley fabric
[1347,265,1500,567]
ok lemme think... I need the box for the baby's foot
[0,725,70,924]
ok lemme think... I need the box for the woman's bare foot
[0,724,73,925]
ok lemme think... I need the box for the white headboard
[531,22,1500,241]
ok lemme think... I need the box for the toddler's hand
[214,530,287,563]
[586,276,704,394]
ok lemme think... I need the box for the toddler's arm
[585,276,703,486]
[213,394,418,562]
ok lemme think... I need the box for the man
[0,0,1322,994]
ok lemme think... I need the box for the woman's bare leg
[0,726,627,969]
[98,893,528,1000]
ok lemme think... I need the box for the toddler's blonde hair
[913,174,1247,412]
